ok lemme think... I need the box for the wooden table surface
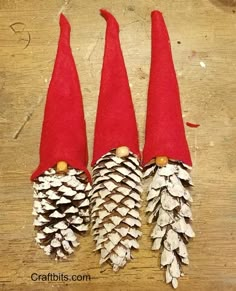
[0,0,236,290]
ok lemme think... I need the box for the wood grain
[0,0,236,290]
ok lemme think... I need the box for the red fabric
[186,122,200,128]
[143,11,192,167]
[91,9,140,165]
[31,14,90,181]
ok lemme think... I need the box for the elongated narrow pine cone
[90,150,143,271]
[144,161,195,289]
[33,167,91,259]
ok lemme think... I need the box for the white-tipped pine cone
[33,167,91,259]
[144,161,195,289]
[90,150,142,271]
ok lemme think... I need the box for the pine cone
[144,161,194,289]
[90,150,142,271]
[33,167,91,259]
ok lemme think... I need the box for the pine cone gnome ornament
[90,9,142,271]
[143,11,195,288]
[31,14,91,260]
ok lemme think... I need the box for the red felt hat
[143,11,192,167]
[91,9,140,165]
[31,14,90,181]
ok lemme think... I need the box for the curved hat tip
[100,9,119,29]
[100,9,111,18]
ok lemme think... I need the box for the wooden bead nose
[155,156,168,167]
[115,146,130,158]
[56,161,68,174]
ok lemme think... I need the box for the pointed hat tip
[59,13,71,30]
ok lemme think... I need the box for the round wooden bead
[155,156,168,167]
[56,161,68,174]
[115,146,130,158]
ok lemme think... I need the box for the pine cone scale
[145,162,194,288]
[91,150,142,271]
[33,168,90,259]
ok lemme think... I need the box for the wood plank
[0,0,235,290]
